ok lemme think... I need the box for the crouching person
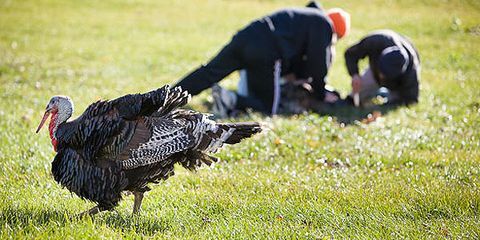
[174,1,350,117]
[345,30,420,106]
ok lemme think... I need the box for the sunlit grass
[0,0,479,238]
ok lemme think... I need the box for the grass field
[1,0,479,238]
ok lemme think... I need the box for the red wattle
[48,112,59,152]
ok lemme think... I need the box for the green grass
[1,0,479,238]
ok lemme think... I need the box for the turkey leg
[132,191,144,214]
[77,206,100,218]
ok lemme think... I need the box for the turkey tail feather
[113,86,169,119]
[217,122,262,144]
[141,86,170,113]
[156,86,191,117]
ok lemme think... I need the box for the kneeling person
[175,2,350,117]
[345,30,420,106]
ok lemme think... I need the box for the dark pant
[174,21,280,114]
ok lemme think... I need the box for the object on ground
[361,111,382,124]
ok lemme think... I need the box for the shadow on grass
[194,82,405,124]
[100,212,172,235]
[201,98,401,125]
[0,206,171,235]
[306,103,401,125]
[0,207,69,227]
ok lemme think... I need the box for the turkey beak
[36,110,51,133]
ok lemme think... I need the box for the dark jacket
[345,30,420,104]
[261,7,334,100]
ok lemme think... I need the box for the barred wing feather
[121,119,195,169]
[120,114,226,170]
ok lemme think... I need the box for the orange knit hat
[327,8,350,39]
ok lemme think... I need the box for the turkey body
[49,86,261,213]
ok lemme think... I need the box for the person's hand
[351,74,362,93]
[324,91,339,103]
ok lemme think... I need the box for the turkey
[36,85,262,216]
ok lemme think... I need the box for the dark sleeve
[305,19,333,100]
[344,39,371,76]
[345,33,397,76]
[174,36,243,96]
